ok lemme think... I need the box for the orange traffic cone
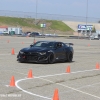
[11,48,15,55]
[96,63,100,69]
[26,36,29,38]
[10,76,15,87]
[33,39,36,44]
[7,40,10,43]
[88,44,90,46]
[28,69,33,78]
[99,64,100,69]
[66,66,70,73]
[53,89,59,100]
[22,42,24,44]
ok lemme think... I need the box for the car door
[54,42,66,60]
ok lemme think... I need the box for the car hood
[20,47,52,52]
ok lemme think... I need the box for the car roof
[31,32,39,33]
[36,41,73,46]
[37,41,63,43]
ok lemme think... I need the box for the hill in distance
[0,16,74,35]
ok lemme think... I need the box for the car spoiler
[65,43,74,46]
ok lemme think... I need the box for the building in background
[0,26,8,34]
[77,24,93,33]
[0,26,22,35]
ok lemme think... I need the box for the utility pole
[85,0,88,36]
[35,0,38,25]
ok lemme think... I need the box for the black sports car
[17,41,74,63]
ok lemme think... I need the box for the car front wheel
[48,53,55,64]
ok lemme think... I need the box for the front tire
[48,53,55,64]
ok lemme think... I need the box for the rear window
[31,32,40,35]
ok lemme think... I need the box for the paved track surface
[0,36,100,100]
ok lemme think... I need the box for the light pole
[33,0,38,44]
[85,0,88,36]
[35,0,38,25]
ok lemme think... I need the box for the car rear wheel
[67,52,73,62]
[48,53,55,64]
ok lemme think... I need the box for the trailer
[8,27,22,35]
[0,26,22,35]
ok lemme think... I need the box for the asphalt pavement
[0,36,100,100]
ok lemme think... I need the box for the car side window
[41,43,47,47]
[61,43,65,47]
[56,42,62,48]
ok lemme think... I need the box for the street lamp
[34,0,38,43]
[35,0,38,25]
[85,0,88,35]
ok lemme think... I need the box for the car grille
[24,52,39,61]
[27,56,38,61]
[24,52,38,55]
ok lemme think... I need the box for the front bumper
[17,53,48,63]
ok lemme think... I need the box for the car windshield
[32,41,55,48]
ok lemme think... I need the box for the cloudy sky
[0,0,100,18]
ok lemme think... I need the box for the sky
[0,0,100,18]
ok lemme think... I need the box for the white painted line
[15,78,51,100]
[78,82,100,89]
[39,78,100,95]
[57,83,100,99]
[34,69,99,79]
[15,68,100,99]
[5,85,9,87]
[38,77,100,99]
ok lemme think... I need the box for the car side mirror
[30,44,33,47]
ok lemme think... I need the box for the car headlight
[19,51,24,54]
[39,52,46,55]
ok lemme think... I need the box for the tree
[91,26,96,33]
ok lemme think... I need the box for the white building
[0,26,22,34]
[0,26,8,34]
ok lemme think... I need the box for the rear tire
[48,53,55,64]
[67,52,73,62]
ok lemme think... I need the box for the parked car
[89,33,100,40]
[29,32,41,37]
[17,41,74,64]
[44,33,58,37]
